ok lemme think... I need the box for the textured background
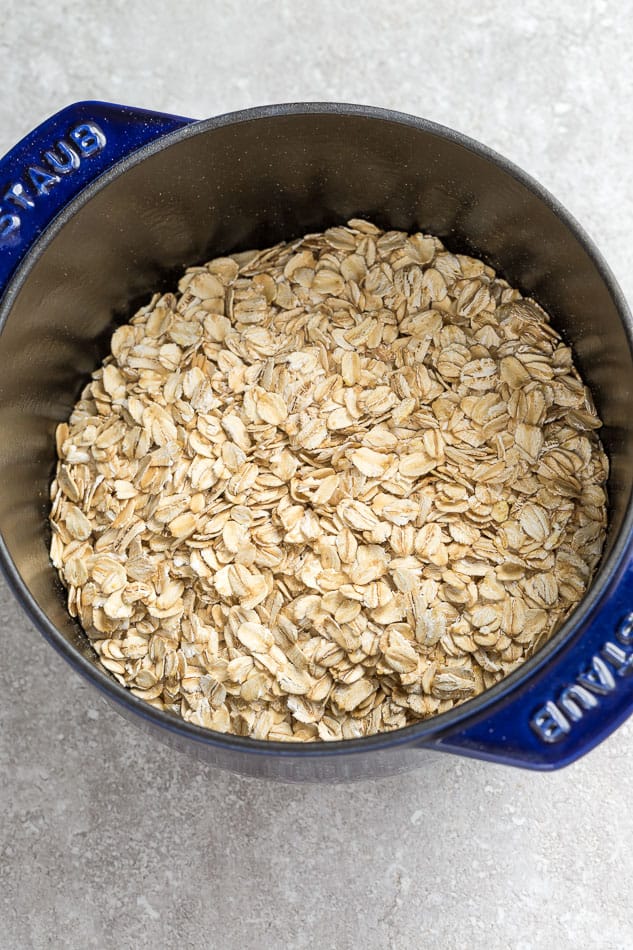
[1,2,633,948]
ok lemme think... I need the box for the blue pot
[0,101,631,781]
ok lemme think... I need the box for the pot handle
[0,100,194,292]
[430,554,633,769]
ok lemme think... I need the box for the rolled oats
[49,221,609,741]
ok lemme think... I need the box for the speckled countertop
[1,2,632,948]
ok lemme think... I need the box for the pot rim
[1,100,632,757]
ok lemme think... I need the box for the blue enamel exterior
[0,101,193,289]
[1,99,632,772]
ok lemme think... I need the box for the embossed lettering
[44,141,80,174]
[616,612,633,646]
[4,182,34,209]
[531,702,571,743]
[27,165,61,195]
[69,122,106,157]
[577,655,616,695]
[602,640,633,677]
[530,629,633,743]
[558,684,599,721]
[0,212,20,244]
[0,118,108,253]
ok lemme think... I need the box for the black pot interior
[1,109,631,702]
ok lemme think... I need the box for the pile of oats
[49,220,608,741]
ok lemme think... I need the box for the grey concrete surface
[1,1,633,948]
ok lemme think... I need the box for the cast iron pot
[0,101,631,782]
